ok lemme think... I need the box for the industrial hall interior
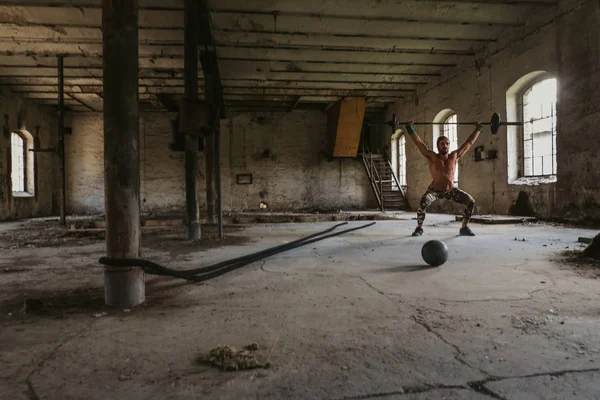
[2,0,600,399]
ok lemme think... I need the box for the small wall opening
[509,191,536,217]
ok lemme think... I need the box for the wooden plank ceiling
[0,0,560,116]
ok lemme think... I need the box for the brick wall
[67,112,193,215]
[66,112,194,215]
[0,91,57,220]
[226,111,375,211]
[554,0,600,220]
[388,0,599,221]
[66,109,376,215]
[65,113,104,214]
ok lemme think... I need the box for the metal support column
[184,0,201,240]
[214,114,223,238]
[196,0,225,236]
[57,55,66,227]
[102,0,144,307]
[205,132,216,224]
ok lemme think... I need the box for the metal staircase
[361,148,409,211]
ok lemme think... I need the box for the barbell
[371,112,523,136]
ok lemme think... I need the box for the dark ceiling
[0,0,561,117]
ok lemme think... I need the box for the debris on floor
[244,343,260,351]
[511,315,547,333]
[455,214,537,224]
[0,219,250,254]
[561,249,600,279]
[583,233,600,260]
[199,345,270,372]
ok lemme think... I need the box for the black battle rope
[179,222,377,283]
[177,221,350,276]
[99,222,348,275]
[99,222,376,282]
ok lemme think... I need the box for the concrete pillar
[184,0,201,240]
[102,0,144,307]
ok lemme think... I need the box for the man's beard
[439,148,449,154]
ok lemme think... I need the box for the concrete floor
[1,213,600,400]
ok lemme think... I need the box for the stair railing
[361,145,384,211]
[383,151,409,208]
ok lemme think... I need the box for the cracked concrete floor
[1,213,600,399]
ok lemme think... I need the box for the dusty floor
[1,213,600,400]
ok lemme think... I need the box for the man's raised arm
[405,122,435,159]
[455,121,483,159]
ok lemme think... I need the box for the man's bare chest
[430,158,455,172]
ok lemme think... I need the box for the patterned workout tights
[417,186,475,225]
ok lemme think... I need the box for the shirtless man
[405,120,483,236]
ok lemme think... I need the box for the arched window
[398,135,406,188]
[390,134,407,191]
[522,78,557,177]
[11,132,26,193]
[443,114,459,186]
[11,129,35,196]
[506,71,557,184]
[434,110,459,186]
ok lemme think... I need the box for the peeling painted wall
[553,0,600,221]
[389,0,600,221]
[67,112,202,215]
[0,92,57,220]
[66,110,376,215]
[225,111,374,211]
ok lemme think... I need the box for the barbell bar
[371,112,524,136]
